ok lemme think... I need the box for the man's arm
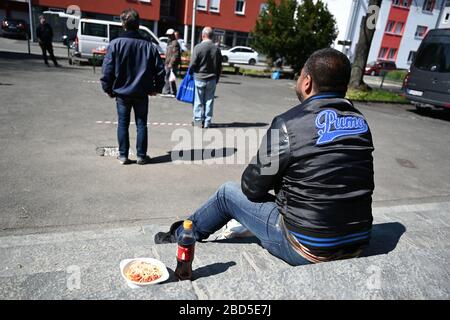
[215,48,223,82]
[151,45,166,94]
[189,46,198,74]
[241,117,291,201]
[100,44,115,96]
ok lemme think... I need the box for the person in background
[189,26,222,128]
[161,28,181,98]
[101,9,165,165]
[36,15,59,67]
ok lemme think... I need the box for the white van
[42,12,162,62]
[73,18,162,61]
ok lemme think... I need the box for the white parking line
[96,121,191,127]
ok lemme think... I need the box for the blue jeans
[178,182,310,266]
[116,96,148,158]
[193,78,216,125]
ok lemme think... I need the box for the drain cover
[396,158,417,169]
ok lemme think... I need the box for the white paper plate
[120,258,169,288]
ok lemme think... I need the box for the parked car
[1,18,29,39]
[403,28,450,112]
[221,46,259,65]
[364,60,397,76]
[41,11,162,63]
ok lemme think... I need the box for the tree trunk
[349,0,382,91]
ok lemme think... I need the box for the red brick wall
[32,0,160,21]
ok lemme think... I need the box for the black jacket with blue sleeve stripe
[241,93,374,255]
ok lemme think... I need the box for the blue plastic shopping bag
[176,69,195,104]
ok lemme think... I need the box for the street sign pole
[27,0,34,42]
[191,0,197,53]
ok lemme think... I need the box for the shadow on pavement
[0,50,41,60]
[210,122,268,128]
[407,108,450,122]
[151,148,238,164]
[361,222,406,257]
[163,262,237,282]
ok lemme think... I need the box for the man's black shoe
[154,220,183,244]
[137,155,152,165]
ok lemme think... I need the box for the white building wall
[438,1,450,28]
[396,0,442,69]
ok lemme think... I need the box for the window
[415,25,428,38]
[387,48,397,60]
[407,51,416,64]
[394,22,404,34]
[235,0,246,15]
[197,0,207,11]
[109,25,123,41]
[209,0,220,12]
[393,0,409,7]
[378,47,388,59]
[422,0,436,12]
[385,20,395,32]
[81,22,107,37]
[414,43,450,72]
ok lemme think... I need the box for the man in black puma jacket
[155,48,374,265]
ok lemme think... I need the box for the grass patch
[346,88,408,103]
[384,69,408,82]
[239,68,272,77]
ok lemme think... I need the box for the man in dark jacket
[155,48,374,266]
[36,15,58,67]
[101,9,165,165]
[161,28,181,97]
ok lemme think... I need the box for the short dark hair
[303,48,351,93]
[120,9,139,31]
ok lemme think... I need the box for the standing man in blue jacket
[101,9,165,165]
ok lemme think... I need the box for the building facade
[323,0,447,69]
[1,0,268,47]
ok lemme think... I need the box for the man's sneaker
[160,94,175,98]
[204,122,211,129]
[154,220,184,244]
[117,156,131,165]
[136,155,152,165]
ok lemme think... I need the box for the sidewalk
[1,201,449,299]
[0,36,70,59]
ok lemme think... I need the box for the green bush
[384,70,408,82]
[346,89,408,103]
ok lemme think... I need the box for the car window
[81,22,107,37]
[109,25,123,41]
[242,48,254,53]
[138,29,158,44]
[415,42,450,72]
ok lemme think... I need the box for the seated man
[155,48,374,266]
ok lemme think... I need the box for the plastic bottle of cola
[175,220,196,281]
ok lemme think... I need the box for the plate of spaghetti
[120,258,169,287]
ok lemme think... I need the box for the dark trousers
[116,96,149,158]
[162,65,178,95]
[39,41,58,65]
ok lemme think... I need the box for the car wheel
[249,59,256,65]
[370,71,376,76]
[222,56,228,63]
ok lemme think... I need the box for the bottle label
[177,245,194,262]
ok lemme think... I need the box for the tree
[349,0,383,90]
[252,0,338,73]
